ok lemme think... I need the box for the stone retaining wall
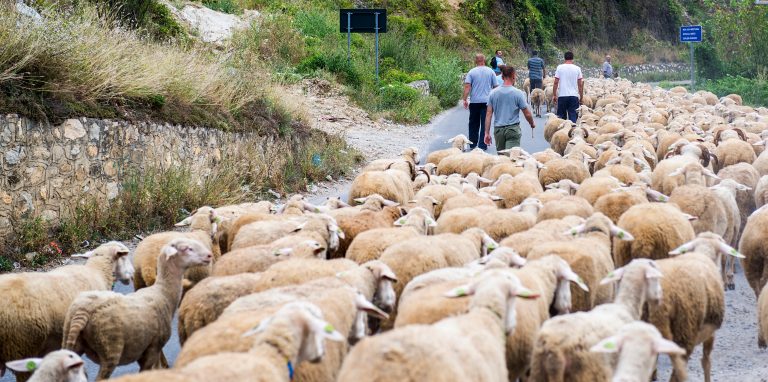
[0,114,283,237]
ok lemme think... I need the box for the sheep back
[613,203,695,267]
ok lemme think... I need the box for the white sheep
[759,283,768,348]
[337,271,539,382]
[426,135,472,165]
[0,242,132,380]
[62,238,213,379]
[211,239,326,276]
[613,202,696,267]
[345,207,435,264]
[348,168,414,205]
[739,205,768,297]
[5,350,87,382]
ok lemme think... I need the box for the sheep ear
[645,189,669,202]
[274,248,293,257]
[669,240,695,255]
[561,268,589,291]
[332,225,346,240]
[645,267,663,279]
[303,202,321,213]
[478,176,492,184]
[292,222,307,232]
[736,183,752,191]
[563,224,586,237]
[242,318,272,338]
[668,167,684,177]
[393,217,408,226]
[489,195,503,201]
[654,337,686,355]
[717,242,745,259]
[600,268,625,285]
[382,199,400,207]
[590,335,622,353]
[445,283,476,298]
[610,225,634,241]
[353,197,367,205]
[175,216,193,227]
[514,286,540,299]
[354,292,389,320]
[71,251,94,259]
[682,213,699,221]
[163,245,179,259]
[308,317,346,343]
[702,169,720,180]
[6,357,43,372]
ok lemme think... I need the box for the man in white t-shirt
[552,51,583,123]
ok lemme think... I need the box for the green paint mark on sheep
[617,231,625,239]
[324,324,335,333]
[25,361,36,371]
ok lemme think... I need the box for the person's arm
[523,107,535,138]
[462,83,471,109]
[484,105,494,146]
[578,78,584,104]
[552,77,559,104]
[542,65,546,78]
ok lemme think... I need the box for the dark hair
[564,51,574,60]
[495,50,502,55]
[501,65,516,79]
[531,50,538,56]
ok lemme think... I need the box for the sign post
[340,9,388,84]
[679,25,702,90]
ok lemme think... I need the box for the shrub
[295,9,335,38]
[383,68,426,84]
[203,0,241,14]
[379,83,420,109]
[702,73,768,107]
[393,95,441,124]
[424,56,463,108]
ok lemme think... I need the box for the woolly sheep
[574,176,622,205]
[345,207,435,264]
[756,175,768,209]
[364,147,420,179]
[440,185,500,213]
[337,271,539,382]
[739,205,768,297]
[531,88,545,117]
[0,242,132,381]
[715,161,760,233]
[332,205,403,258]
[536,195,594,222]
[395,256,587,380]
[132,207,218,292]
[378,228,499,328]
[528,259,664,382]
[613,203,696,267]
[538,153,592,187]
[174,280,387,382]
[414,184,461,218]
[714,128,756,172]
[231,213,342,254]
[435,201,538,242]
[589,322,685,382]
[5,350,87,382]
[495,158,545,208]
[348,168,414,205]
[426,135,472,165]
[593,187,651,223]
[499,215,582,258]
[211,239,326,277]
[62,238,212,379]
[437,149,506,176]
[109,302,345,382]
[759,283,768,348]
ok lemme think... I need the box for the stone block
[87,144,98,157]
[5,146,25,166]
[89,123,101,141]
[62,119,86,140]
[24,164,46,186]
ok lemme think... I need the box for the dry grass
[0,4,293,133]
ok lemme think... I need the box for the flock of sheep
[2,78,768,382]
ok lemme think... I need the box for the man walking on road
[552,51,583,123]
[602,55,613,79]
[484,66,536,152]
[491,50,505,74]
[463,53,498,150]
[527,50,546,91]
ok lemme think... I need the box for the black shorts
[530,78,543,90]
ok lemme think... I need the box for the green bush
[702,74,768,107]
[424,56,463,108]
[203,0,241,14]
[295,9,335,38]
[379,83,420,109]
[393,95,441,124]
[383,68,425,84]
[298,52,362,87]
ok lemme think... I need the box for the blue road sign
[680,25,702,43]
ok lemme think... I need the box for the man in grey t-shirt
[602,55,613,79]
[463,53,498,150]
[484,66,536,152]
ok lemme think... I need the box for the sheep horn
[734,128,747,142]
[418,168,431,185]
[714,129,723,146]
[568,126,576,139]
[698,145,711,168]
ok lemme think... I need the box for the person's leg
[468,103,481,149]
[478,103,488,150]
[494,125,505,153]
[556,97,568,120]
[532,79,542,90]
[566,96,578,123]
[504,125,521,150]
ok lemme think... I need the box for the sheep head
[162,238,213,268]
[600,259,663,306]
[361,260,398,313]
[72,241,133,286]
[6,350,87,382]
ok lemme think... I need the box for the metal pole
[347,12,351,66]
[375,12,380,84]
[690,42,694,90]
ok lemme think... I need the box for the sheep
[756,175,768,209]
[337,271,539,382]
[739,205,768,297]
[613,201,697,267]
[499,215,582,258]
[589,322,685,382]
[667,164,729,239]
[332,205,404,258]
[526,213,632,312]
[574,176,622,205]
[348,168,414,205]
[61,238,212,379]
[132,206,218,291]
[710,179,749,248]
[174,280,387,382]
[426,135,472,165]
[211,239,326,277]
[531,88,545,117]
[176,259,396,345]
[364,147,420,179]
[378,228,499,327]
[411,165,436,192]
[536,195,594,222]
[437,150,506,176]
[435,199,540,241]
[230,213,342,254]
[440,184,500,212]
[544,114,568,143]
[714,128,756,172]
[753,143,768,176]
[593,185,659,223]
[495,158,545,208]
[345,207,436,264]
[646,242,734,382]
[0,242,132,381]
[528,259,664,382]
[717,163,760,233]
[5,350,87,382]
[395,256,588,381]
[670,232,747,290]
[176,260,397,365]
[538,152,592,187]
[108,302,345,382]
[759,283,768,348]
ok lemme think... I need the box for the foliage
[701,72,768,107]
[202,0,241,14]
